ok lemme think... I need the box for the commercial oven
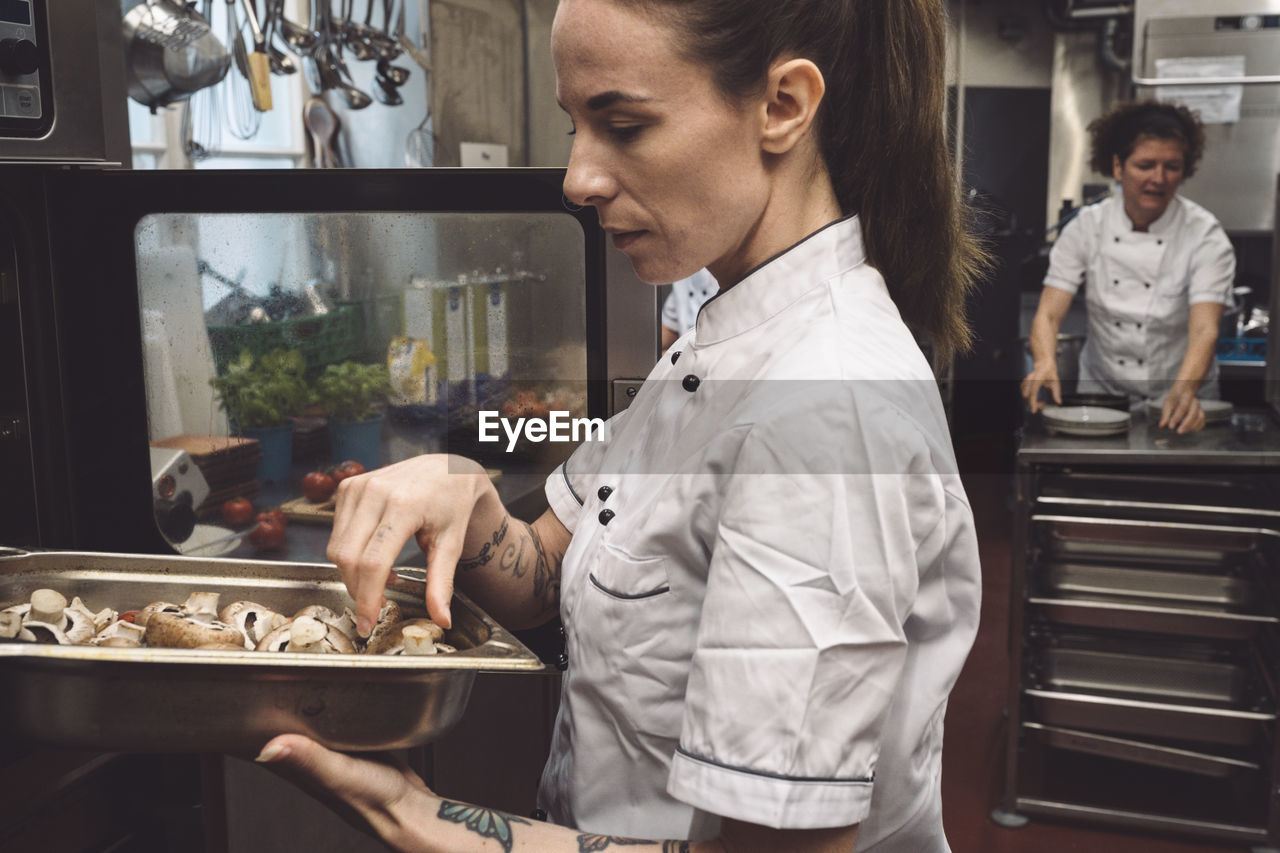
[0,166,660,849]
[0,166,658,554]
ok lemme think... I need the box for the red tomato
[301,471,337,503]
[332,460,366,483]
[256,509,287,529]
[248,519,286,551]
[119,610,140,623]
[220,497,254,528]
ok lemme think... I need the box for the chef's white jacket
[537,216,982,851]
[1044,193,1235,400]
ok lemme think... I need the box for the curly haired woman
[1021,100,1236,433]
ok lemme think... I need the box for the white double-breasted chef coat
[1044,193,1235,400]
[536,216,982,852]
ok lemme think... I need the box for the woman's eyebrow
[585,91,651,111]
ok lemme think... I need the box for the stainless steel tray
[1036,471,1280,528]
[1023,722,1262,779]
[1027,644,1273,746]
[0,548,544,752]
[1029,561,1277,640]
[1033,515,1277,568]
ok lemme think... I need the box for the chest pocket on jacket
[588,546,671,600]
[581,547,691,724]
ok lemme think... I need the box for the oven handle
[1133,73,1280,86]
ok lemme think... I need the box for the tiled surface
[942,440,1252,853]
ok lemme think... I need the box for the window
[128,0,307,170]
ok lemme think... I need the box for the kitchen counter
[1018,405,1280,467]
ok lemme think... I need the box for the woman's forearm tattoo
[454,515,561,614]
[457,516,510,573]
[437,801,530,853]
[662,842,691,853]
[576,834,651,851]
[522,520,562,616]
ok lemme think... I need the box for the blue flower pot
[328,413,384,471]
[242,423,295,485]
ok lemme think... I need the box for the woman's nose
[563,140,615,207]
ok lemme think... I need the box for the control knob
[0,39,39,77]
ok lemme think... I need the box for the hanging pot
[123,0,231,111]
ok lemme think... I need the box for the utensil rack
[996,438,1280,848]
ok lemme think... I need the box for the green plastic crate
[207,305,361,374]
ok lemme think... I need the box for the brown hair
[1087,100,1207,178]
[622,0,985,359]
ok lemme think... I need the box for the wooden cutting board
[281,468,503,525]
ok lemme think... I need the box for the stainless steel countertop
[1017,406,1280,467]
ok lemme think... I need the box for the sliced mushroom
[68,596,117,634]
[92,620,146,648]
[220,601,289,649]
[256,615,356,654]
[0,612,22,640]
[363,600,404,652]
[196,642,251,651]
[20,621,70,644]
[367,618,447,655]
[294,604,359,644]
[144,610,245,650]
[2,589,105,644]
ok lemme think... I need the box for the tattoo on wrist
[576,835,652,851]
[437,801,530,853]
[458,516,510,572]
[662,842,691,853]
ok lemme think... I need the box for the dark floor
[941,436,1251,853]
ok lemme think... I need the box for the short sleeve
[1188,221,1236,306]
[667,397,949,829]
[1043,213,1092,295]
[544,407,632,533]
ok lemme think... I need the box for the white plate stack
[1145,396,1234,426]
[1040,405,1131,437]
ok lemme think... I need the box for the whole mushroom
[257,615,356,654]
[142,591,245,650]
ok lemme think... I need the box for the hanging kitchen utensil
[123,0,231,111]
[225,0,261,138]
[238,0,273,110]
[304,96,341,168]
[403,0,432,165]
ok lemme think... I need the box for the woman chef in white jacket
[257,1,986,851]
[1021,100,1236,433]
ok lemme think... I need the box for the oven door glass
[135,210,587,558]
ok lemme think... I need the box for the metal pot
[123,0,230,111]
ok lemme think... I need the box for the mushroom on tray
[141,591,247,650]
[257,615,356,654]
[92,620,147,648]
[1,589,115,645]
[366,617,455,656]
[293,604,359,645]
[219,601,290,648]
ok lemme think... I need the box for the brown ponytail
[624,0,987,359]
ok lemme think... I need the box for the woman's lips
[610,230,644,250]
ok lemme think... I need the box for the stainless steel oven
[0,0,128,164]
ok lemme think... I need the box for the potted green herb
[313,360,392,470]
[209,349,309,484]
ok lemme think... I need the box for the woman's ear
[760,58,825,155]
